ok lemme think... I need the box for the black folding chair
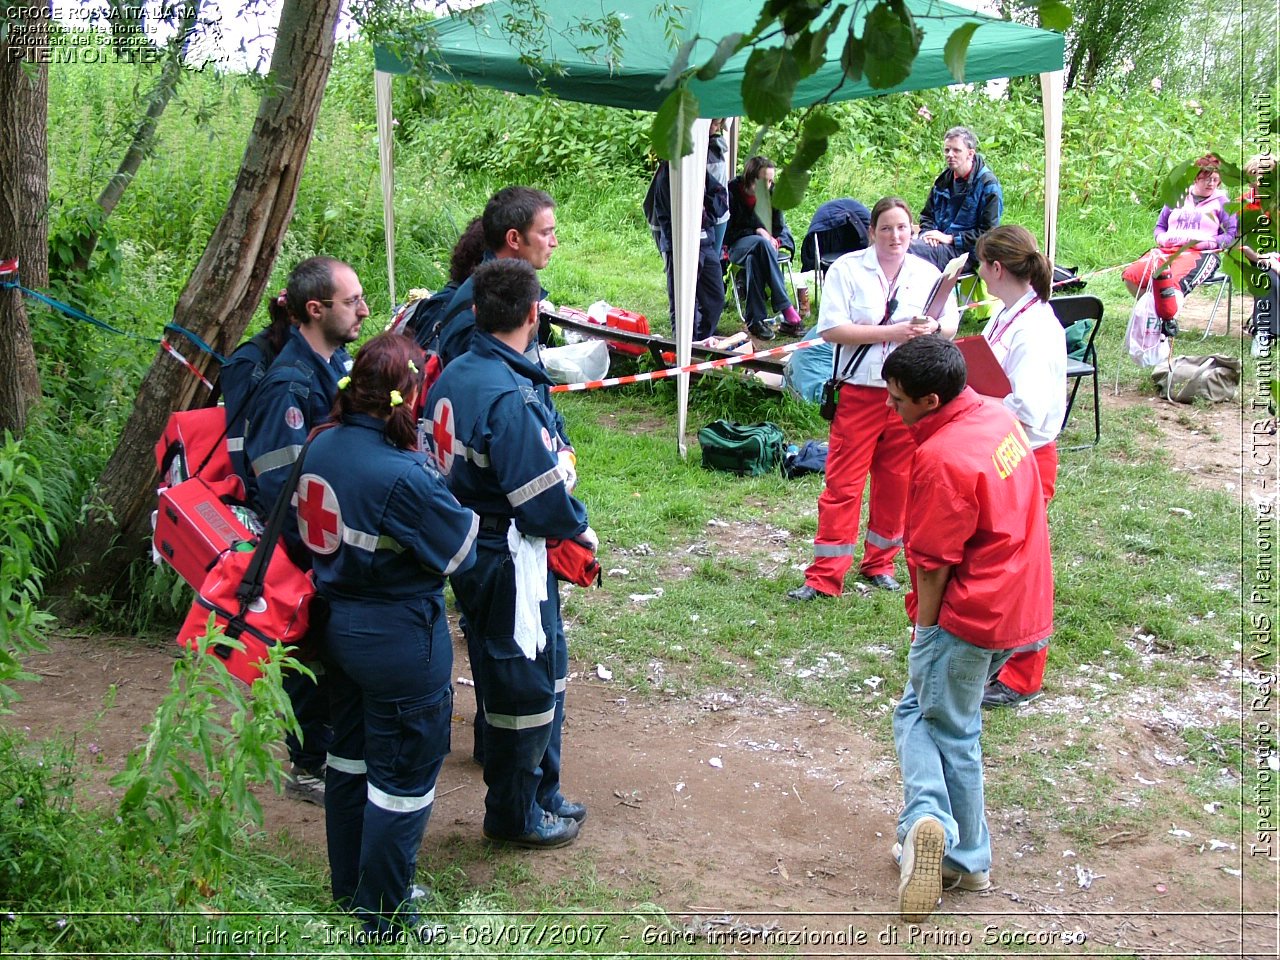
[1049,295,1104,448]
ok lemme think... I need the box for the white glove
[576,525,598,551]
[557,449,578,492]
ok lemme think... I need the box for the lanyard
[986,295,1040,347]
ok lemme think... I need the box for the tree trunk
[58,0,342,600]
[70,3,201,274]
[0,4,50,437]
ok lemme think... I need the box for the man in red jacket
[880,336,1053,924]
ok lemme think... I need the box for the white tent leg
[671,120,711,458]
[376,69,397,304]
[1040,69,1064,267]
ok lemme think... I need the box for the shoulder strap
[235,437,311,608]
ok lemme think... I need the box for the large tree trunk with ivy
[57,0,342,601]
[0,5,50,437]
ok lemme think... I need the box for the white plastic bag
[1126,291,1171,368]
[542,338,610,384]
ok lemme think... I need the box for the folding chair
[1197,272,1233,341]
[1050,295,1104,448]
[726,248,797,322]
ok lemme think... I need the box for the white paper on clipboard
[922,253,970,319]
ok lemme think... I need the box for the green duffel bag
[698,419,785,476]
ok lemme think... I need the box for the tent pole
[1040,70,1064,266]
[376,70,397,304]
[671,119,711,458]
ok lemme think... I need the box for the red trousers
[803,384,914,595]
[995,441,1058,694]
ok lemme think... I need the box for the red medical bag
[602,307,650,357]
[176,542,315,685]
[155,407,241,495]
[155,477,256,589]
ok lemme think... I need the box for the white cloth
[816,248,959,387]
[506,522,548,660]
[981,292,1067,448]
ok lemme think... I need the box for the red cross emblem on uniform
[431,398,456,475]
[295,474,341,554]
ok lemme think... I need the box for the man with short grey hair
[909,126,1002,270]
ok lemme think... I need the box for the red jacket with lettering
[903,387,1054,650]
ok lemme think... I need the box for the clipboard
[922,253,970,319]
[955,335,1013,399]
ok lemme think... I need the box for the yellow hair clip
[337,376,351,390]
[389,389,404,408]
[408,360,418,375]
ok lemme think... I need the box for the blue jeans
[892,623,1011,875]
[728,235,792,324]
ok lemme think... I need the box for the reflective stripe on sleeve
[342,527,405,553]
[252,444,303,475]
[444,513,480,576]
[554,676,567,694]
[226,437,244,452]
[368,782,436,814]
[326,753,367,775]
[484,705,555,731]
[507,466,562,508]
[813,542,857,558]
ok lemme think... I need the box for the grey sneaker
[898,816,945,923]
[285,764,326,806]
[892,842,991,892]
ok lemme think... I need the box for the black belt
[478,514,510,532]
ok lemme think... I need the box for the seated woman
[726,155,803,340]
[1122,154,1238,314]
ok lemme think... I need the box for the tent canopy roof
[375,0,1064,116]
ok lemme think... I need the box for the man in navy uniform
[426,258,592,848]
[243,255,366,805]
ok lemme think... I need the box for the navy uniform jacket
[222,329,278,505]
[425,331,588,540]
[299,414,478,602]
[436,256,551,370]
[243,326,351,523]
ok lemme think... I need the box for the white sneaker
[891,842,991,891]
[898,816,946,923]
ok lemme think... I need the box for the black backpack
[401,281,461,351]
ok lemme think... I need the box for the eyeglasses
[317,294,367,308]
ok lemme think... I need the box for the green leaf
[771,165,812,210]
[863,2,921,89]
[651,84,701,162]
[743,46,800,125]
[1159,159,1197,207]
[658,37,697,91]
[803,111,840,140]
[943,23,980,83]
[1036,0,1072,32]
[840,31,864,82]
[695,32,743,82]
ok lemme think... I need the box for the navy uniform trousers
[451,531,568,837]
[323,593,452,931]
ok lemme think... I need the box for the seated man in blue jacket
[909,127,1002,272]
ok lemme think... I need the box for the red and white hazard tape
[160,338,214,391]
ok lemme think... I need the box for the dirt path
[8,625,1273,958]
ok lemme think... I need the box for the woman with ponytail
[300,331,478,936]
[974,225,1066,709]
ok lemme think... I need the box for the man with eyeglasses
[242,255,367,806]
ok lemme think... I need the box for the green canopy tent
[374,0,1065,453]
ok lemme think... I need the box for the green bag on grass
[698,420,785,476]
